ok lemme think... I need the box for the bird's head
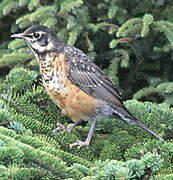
[11,25,64,55]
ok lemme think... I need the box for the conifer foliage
[0,0,173,179]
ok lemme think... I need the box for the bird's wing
[67,54,164,142]
[68,57,123,107]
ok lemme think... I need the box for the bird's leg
[52,121,78,134]
[69,119,96,148]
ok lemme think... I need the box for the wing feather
[68,59,123,107]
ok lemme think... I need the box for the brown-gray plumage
[11,25,164,147]
[69,59,122,103]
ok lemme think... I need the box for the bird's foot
[69,140,89,149]
[52,123,76,134]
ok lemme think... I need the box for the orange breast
[43,53,101,122]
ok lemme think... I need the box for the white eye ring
[33,32,41,39]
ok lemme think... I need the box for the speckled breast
[39,53,101,121]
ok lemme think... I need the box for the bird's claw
[52,123,66,134]
[69,140,89,149]
[52,123,75,134]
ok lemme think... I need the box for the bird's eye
[33,32,41,39]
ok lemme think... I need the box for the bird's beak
[11,33,25,39]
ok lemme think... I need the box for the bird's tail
[112,106,164,141]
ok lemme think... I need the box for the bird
[11,25,164,148]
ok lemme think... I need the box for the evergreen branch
[58,0,84,15]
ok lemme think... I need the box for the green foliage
[0,67,172,178]
[80,153,163,180]
[1,0,173,102]
[133,82,173,106]
[0,0,173,179]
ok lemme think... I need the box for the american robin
[11,25,164,147]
